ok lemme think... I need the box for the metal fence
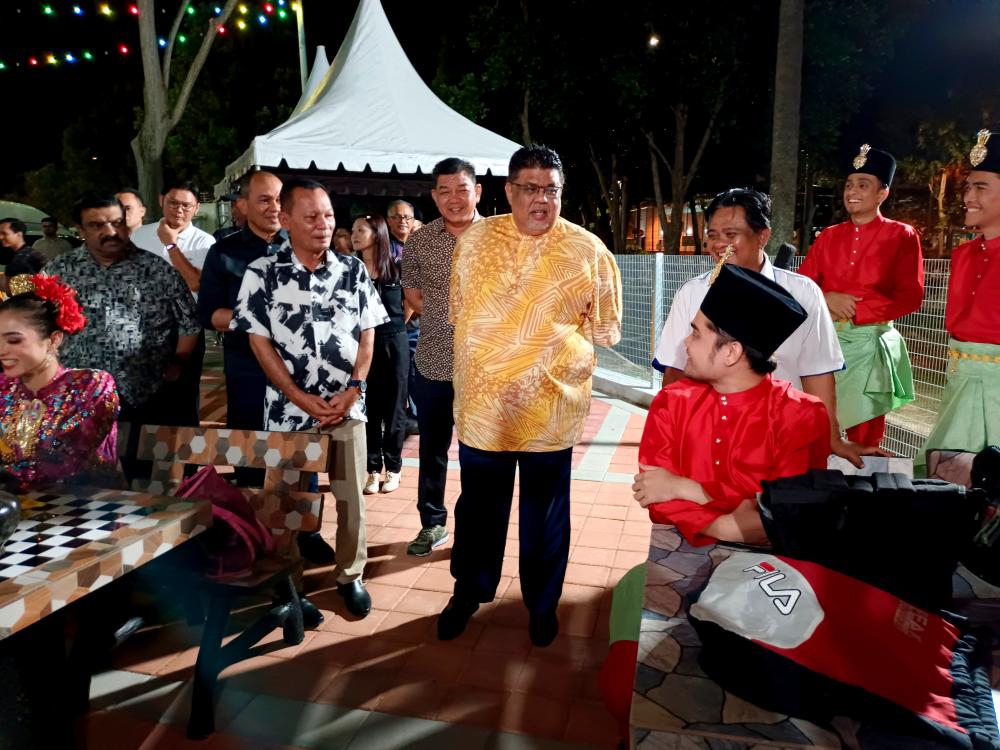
[598,254,952,459]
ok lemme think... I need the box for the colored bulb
[214,5,222,14]
[119,44,129,54]
[236,19,246,29]
[264,3,274,12]
[42,5,54,16]
[277,0,285,6]
[99,4,112,16]
[65,53,75,62]
[0,62,6,70]
[278,9,286,18]
[239,4,248,13]
[83,51,94,60]
[258,14,266,24]
[72,5,83,15]
[217,24,226,34]
[128,5,139,16]
[178,34,187,43]
[46,54,57,65]
[186,5,195,14]
[29,57,39,66]
[158,37,167,47]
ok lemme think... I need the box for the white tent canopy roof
[289,45,330,118]
[219,0,520,194]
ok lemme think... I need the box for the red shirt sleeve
[796,231,827,284]
[854,227,924,324]
[775,394,832,477]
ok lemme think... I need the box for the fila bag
[688,552,999,749]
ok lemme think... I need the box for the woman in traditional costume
[0,274,121,490]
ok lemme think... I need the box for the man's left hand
[634,465,683,507]
[157,220,180,247]
[831,437,892,468]
[318,390,359,427]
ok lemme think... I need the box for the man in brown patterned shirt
[401,157,482,557]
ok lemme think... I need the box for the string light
[236,18,246,29]
[0,63,6,71]
[64,53,76,62]
[178,34,188,43]
[158,37,167,47]
[29,57,39,66]
[214,5,222,14]
[239,4,248,13]
[83,51,94,60]
[258,13,267,24]
[72,5,83,15]
[99,4,112,16]
[119,44,129,55]
[128,4,139,16]
[42,5,54,16]
[186,5,195,15]
[217,24,226,34]
[46,54,58,65]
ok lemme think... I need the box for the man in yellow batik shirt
[436,145,622,647]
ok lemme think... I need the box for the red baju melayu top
[638,376,831,546]
[797,214,924,324]
[945,235,1000,345]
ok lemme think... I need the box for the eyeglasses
[165,199,197,212]
[509,182,563,198]
[388,214,414,222]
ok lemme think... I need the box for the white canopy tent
[216,0,520,197]
[289,45,330,118]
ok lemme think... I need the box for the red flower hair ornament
[27,274,87,334]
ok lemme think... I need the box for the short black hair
[41,216,57,225]
[508,145,564,183]
[160,180,200,200]
[117,188,144,206]
[709,320,778,375]
[432,157,477,186]
[705,188,772,234]
[71,192,124,225]
[0,218,26,235]
[279,178,328,212]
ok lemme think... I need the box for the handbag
[174,465,276,578]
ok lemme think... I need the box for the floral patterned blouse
[0,368,122,491]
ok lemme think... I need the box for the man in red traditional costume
[917,128,1000,473]
[798,145,924,447]
[633,262,831,546]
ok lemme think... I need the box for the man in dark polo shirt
[199,171,285,439]
[401,157,482,557]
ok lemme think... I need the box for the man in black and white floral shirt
[233,178,387,620]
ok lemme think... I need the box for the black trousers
[224,348,268,487]
[366,331,409,474]
[412,369,453,528]
[451,443,572,614]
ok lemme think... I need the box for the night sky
[2,0,998,211]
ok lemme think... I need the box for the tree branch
[680,88,727,197]
[162,0,192,90]
[643,129,674,179]
[169,0,239,130]
[136,0,167,116]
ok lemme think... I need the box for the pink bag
[175,465,276,578]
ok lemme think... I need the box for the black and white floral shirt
[45,245,200,407]
[231,246,388,431]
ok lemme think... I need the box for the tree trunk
[520,88,532,145]
[768,0,805,249]
[588,147,626,253]
[688,194,702,254]
[648,141,669,252]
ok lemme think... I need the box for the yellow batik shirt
[450,214,622,452]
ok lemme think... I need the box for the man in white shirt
[130,180,215,294]
[131,180,214,425]
[653,187,887,467]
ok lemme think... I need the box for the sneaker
[381,471,401,493]
[407,525,449,556]
[363,472,381,494]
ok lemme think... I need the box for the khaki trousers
[301,419,368,584]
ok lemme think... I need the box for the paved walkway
[78,373,648,749]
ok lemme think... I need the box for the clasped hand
[295,390,357,428]
[632,464,710,507]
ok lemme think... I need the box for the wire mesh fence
[599,254,952,458]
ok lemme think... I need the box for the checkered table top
[0,486,211,640]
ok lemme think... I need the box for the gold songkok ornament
[852,144,871,170]
[708,244,737,285]
[970,129,992,168]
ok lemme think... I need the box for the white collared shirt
[131,221,216,271]
[652,256,844,388]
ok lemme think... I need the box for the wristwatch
[347,379,367,394]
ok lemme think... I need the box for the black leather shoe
[529,610,559,647]
[336,580,372,617]
[437,596,479,641]
[297,532,335,565]
[299,595,325,628]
